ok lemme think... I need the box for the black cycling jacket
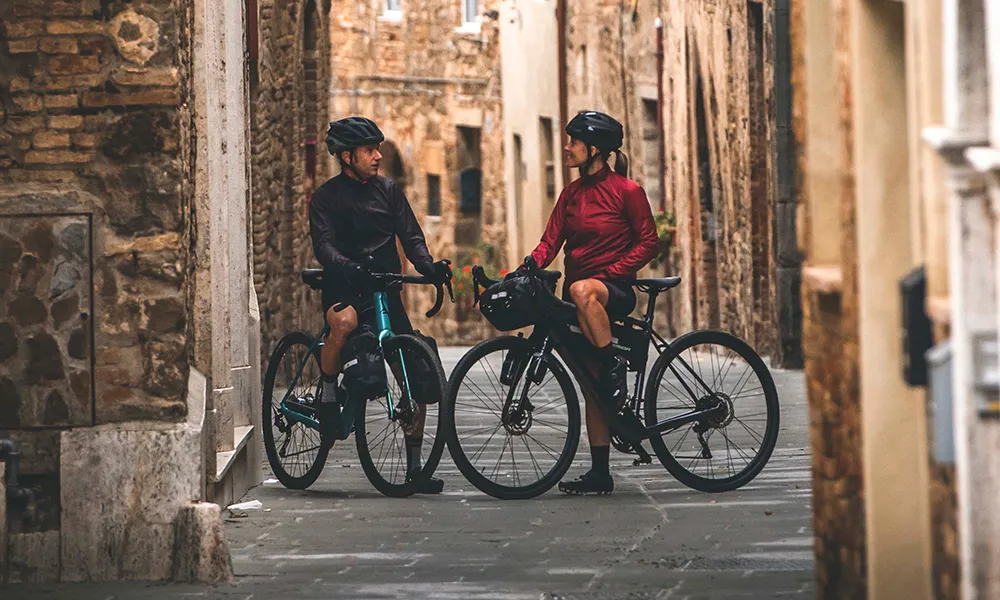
[309,172,433,275]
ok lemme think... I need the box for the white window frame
[457,0,481,33]
[380,0,402,22]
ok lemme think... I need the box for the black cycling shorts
[562,278,637,319]
[322,274,414,334]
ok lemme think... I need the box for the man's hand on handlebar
[417,259,453,285]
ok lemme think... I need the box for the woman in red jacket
[525,111,659,495]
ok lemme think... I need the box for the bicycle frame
[525,298,727,441]
[278,290,416,430]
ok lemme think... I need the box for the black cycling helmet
[325,116,385,155]
[565,111,624,152]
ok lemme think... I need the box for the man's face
[342,144,382,179]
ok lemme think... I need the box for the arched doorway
[379,140,407,188]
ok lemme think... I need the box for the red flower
[457,283,465,290]
[462,265,472,273]
[500,269,509,276]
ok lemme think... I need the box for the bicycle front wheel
[644,330,779,492]
[354,333,447,498]
[444,335,580,500]
[262,331,331,490]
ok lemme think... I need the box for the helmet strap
[579,146,603,178]
[341,149,371,182]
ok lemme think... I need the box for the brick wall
[1,0,195,531]
[250,0,332,360]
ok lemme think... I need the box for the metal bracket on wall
[971,330,1000,418]
[927,341,954,464]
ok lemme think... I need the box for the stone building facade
[561,0,801,367]
[325,0,507,343]
[250,0,332,358]
[0,0,259,583]
[793,0,1000,597]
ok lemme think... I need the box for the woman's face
[564,136,593,168]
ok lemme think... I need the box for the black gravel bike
[442,258,780,500]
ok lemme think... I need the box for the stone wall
[1,0,253,582]
[251,0,332,359]
[563,0,784,362]
[1,0,196,539]
[326,0,506,343]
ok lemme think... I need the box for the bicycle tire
[644,329,779,492]
[444,335,581,500]
[354,333,447,498]
[262,331,331,490]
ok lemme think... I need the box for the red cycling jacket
[530,165,659,285]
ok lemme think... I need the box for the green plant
[648,209,677,270]
[451,241,508,300]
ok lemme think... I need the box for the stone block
[60,426,202,581]
[111,68,181,88]
[48,115,83,130]
[7,39,38,54]
[38,37,79,54]
[24,150,93,165]
[48,55,100,75]
[109,9,160,66]
[44,94,79,109]
[82,89,181,109]
[7,531,60,583]
[6,117,44,135]
[10,77,32,93]
[33,132,71,150]
[11,94,43,113]
[172,503,232,583]
[42,74,106,91]
[46,20,105,36]
[70,133,99,148]
[6,20,46,38]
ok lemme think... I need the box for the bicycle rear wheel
[354,333,447,498]
[262,331,331,490]
[444,335,580,500]
[644,330,779,492]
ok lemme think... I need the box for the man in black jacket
[309,116,452,494]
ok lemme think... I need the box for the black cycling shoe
[558,470,614,496]
[407,470,445,494]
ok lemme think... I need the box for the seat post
[643,287,658,325]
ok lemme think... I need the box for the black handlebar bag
[478,271,556,332]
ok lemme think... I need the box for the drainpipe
[557,0,569,188]
[655,16,666,214]
[1,440,34,509]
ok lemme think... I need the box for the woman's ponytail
[613,149,629,177]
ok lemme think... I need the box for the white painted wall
[499,0,564,269]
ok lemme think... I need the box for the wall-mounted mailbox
[900,265,932,387]
[927,340,953,464]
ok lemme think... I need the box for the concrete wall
[0,0,254,581]
[327,0,506,343]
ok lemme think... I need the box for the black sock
[598,343,617,367]
[591,445,610,476]
[406,439,422,471]
[322,371,338,384]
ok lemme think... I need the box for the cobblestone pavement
[6,346,813,600]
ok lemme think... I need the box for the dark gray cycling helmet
[565,111,624,152]
[326,116,385,155]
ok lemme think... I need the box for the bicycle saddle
[626,277,681,293]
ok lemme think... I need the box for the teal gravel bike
[262,265,453,498]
